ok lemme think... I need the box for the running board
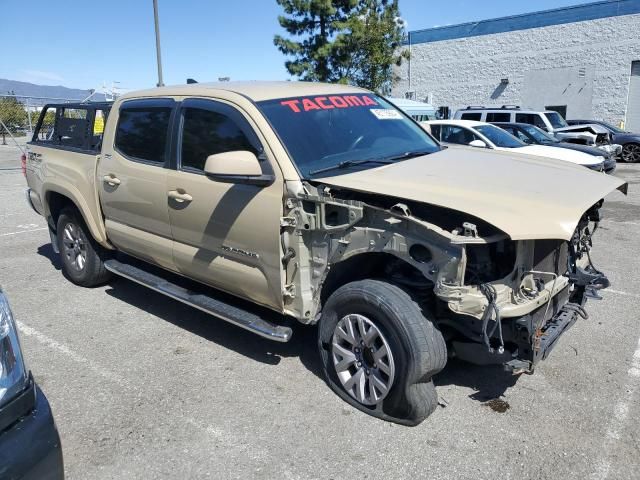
[104,259,292,342]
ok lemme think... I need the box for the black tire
[318,279,447,426]
[621,143,640,163]
[56,208,112,287]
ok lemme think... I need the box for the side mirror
[468,139,487,148]
[203,151,274,186]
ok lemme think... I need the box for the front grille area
[532,240,569,276]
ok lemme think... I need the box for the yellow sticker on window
[93,112,104,134]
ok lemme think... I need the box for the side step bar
[104,259,292,343]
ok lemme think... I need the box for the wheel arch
[320,252,432,308]
[43,185,109,247]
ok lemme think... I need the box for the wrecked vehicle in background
[454,106,622,156]
[24,82,627,425]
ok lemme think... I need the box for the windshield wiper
[308,150,434,176]
[309,158,393,176]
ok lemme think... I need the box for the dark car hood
[555,142,608,157]
[612,132,640,143]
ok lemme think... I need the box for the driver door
[167,98,284,311]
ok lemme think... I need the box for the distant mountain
[0,78,106,101]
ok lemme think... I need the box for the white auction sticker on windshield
[370,109,403,120]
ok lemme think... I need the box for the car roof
[491,122,541,128]
[460,107,554,114]
[119,81,370,102]
[425,119,488,127]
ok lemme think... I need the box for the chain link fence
[0,94,81,152]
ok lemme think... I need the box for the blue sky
[2,0,588,91]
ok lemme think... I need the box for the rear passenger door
[98,98,176,270]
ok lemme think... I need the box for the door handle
[168,190,193,203]
[102,174,121,186]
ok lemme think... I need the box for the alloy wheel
[62,222,87,271]
[621,144,640,163]
[331,314,395,406]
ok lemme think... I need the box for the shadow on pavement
[37,243,62,270]
[103,276,324,380]
[434,358,520,402]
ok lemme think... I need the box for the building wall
[393,14,640,125]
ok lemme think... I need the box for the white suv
[453,106,618,154]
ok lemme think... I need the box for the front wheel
[621,143,640,163]
[56,208,112,287]
[318,280,447,425]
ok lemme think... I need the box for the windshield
[520,124,558,144]
[474,124,525,148]
[544,112,568,128]
[257,93,440,178]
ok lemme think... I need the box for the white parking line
[606,289,640,299]
[591,335,640,480]
[16,320,266,458]
[0,227,47,237]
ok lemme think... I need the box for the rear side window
[486,112,510,122]
[460,112,482,121]
[429,124,442,141]
[115,103,172,164]
[516,113,547,129]
[180,107,258,172]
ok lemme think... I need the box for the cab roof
[120,81,370,102]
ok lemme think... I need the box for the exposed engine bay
[281,181,611,373]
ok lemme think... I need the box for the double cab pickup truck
[24,82,626,425]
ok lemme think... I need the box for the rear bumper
[0,378,64,480]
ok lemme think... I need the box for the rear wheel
[56,208,111,287]
[621,143,640,163]
[318,279,446,425]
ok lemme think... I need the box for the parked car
[0,288,64,479]
[387,97,437,122]
[423,120,606,171]
[492,122,617,174]
[453,106,619,152]
[567,119,640,163]
[25,83,625,425]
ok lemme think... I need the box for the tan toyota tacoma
[24,82,627,425]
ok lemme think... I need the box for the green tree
[274,0,409,92]
[0,92,28,133]
[274,0,358,82]
[346,0,409,93]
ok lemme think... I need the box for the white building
[394,0,640,129]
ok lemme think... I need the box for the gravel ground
[1,143,639,480]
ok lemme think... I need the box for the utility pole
[153,0,164,87]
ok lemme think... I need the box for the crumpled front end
[435,201,610,373]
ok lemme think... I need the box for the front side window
[115,104,172,164]
[258,93,439,178]
[180,107,258,172]
[473,124,524,148]
[440,125,481,145]
[516,113,547,130]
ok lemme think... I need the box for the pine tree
[273,0,358,82]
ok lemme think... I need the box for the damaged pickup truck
[24,83,627,425]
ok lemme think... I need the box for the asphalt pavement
[1,142,639,480]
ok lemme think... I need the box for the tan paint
[26,144,110,245]
[317,146,627,241]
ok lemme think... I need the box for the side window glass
[486,112,510,122]
[533,114,548,129]
[180,107,258,172]
[441,126,479,145]
[115,106,172,164]
[430,124,441,140]
[460,112,482,121]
